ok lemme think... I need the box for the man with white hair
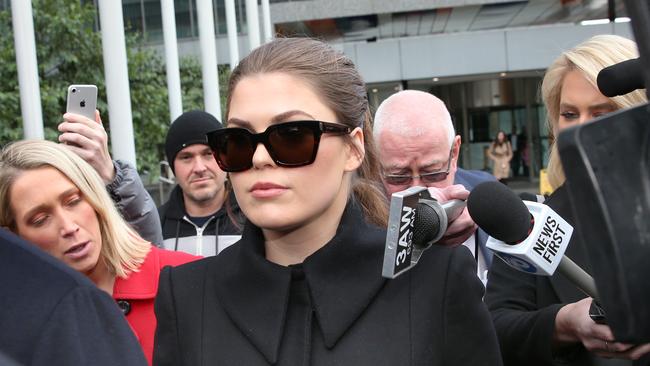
[374,90,495,283]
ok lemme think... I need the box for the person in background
[485,34,650,366]
[158,111,243,256]
[374,90,496,283]
[487,130,513,184]
[59,110,163,246]
[0,228,147,366]
[153,37,502,366]
[0,140,199,365]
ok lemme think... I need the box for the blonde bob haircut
[541,34,647,190]
[0,140,150,278]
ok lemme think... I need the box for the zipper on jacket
[182,215,216,256]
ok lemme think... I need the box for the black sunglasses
[206,120,353,172]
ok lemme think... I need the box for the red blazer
[113,246,199,365]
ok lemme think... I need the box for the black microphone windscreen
[597,58,645,97]
[413,202,440,248]
[467,181,531,243]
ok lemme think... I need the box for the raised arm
[58,111,163,246]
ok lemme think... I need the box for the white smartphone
[66,84,97,120]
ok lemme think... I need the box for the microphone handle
[558,255,600,301]
[416,199,466,245]
[441,199,466,221]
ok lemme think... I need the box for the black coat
[485,185,644,366]
[153,201,503,366]
[0,229,147,366]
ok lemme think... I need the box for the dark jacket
[153,201,503,366]
[108,159,164,247]
[0,229,147,366]
[158,185,244,256]
[485,185,642,366]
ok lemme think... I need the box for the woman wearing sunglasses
[153,37,502,366]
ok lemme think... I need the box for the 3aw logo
[498,253,537,273]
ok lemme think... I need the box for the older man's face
[378,128,459,196]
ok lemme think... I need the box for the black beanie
[165,110,222,173]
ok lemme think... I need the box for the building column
[260,0,272,43]
[161,0,183,122]
[11,0,43,139]
[196,0,222,119]
[225,0,240,69]
[97,0,137,167]
[245,0,260,51]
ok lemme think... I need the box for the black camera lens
[71,88,77,93]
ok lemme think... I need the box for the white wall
[270,0,510,23]
[154,22,634,84]
[343,22,634,83]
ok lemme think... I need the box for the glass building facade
[85,0,249,43]
[367,74,550,178]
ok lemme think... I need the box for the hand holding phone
[59,86,115,184]
[66,85,97,120]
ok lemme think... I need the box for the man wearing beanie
[158,110,243,256]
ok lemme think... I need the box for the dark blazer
[455,167,497,267]
[0,229,147,366]
[485,186,641,366]
[154,201,503,366]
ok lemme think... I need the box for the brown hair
[226,37,388,226]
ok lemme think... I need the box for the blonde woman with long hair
[485,34,650,366]
[0,140,198,365]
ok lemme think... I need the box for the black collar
[213,201,387,363]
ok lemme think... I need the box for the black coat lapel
[213,223,292,364]
[212,201,387,362]
[303,202,387,348]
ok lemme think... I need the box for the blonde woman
[543,35,646,191]
[485,34,650,366]
[0,140,199,365]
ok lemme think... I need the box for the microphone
[597,58,645,97]
[467,181,599,300]
[382,186,465,279]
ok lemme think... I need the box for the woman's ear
[344,127,365,172]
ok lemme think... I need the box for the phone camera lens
[71,88,77,93]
